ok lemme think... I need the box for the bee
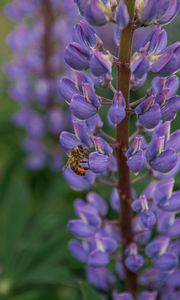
[64,145,89,176]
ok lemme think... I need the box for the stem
[116,0,137,296]
[41,0,55,107]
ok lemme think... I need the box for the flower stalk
[116,0,137,296]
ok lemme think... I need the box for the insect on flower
[64,145,89,176]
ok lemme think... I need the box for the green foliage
[79,282,101,300]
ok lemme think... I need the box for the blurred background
[0,1,179,300]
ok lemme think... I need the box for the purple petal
[70,95,97,120]
[68,240,87,262]
[145,236,170,258]
[60,131,79,151]
[127,150,147,173]
[88,250,110,267]
[86,192,108,216]
[138,291,158,300]
[64,42,90,70]
[89,152,110,174]
[64,167,95,191]
[68,220,97,238]
[150,149,177,173]
[59,77,78,103]
[140,210,156,228]
[152,252,178,271]
[90,51,112,77]
[153,178,174,205]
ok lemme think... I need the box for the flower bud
[124,243,144,272]
[107,91,126,127]
[127,136,147,173]
[115,0,129,29]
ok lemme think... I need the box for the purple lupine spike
[152,252,178,272]
[115,0,129,30]
[64,42,90,70]
[107,91,126,127]
[58,0,180,297]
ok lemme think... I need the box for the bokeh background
[0,1,179,300]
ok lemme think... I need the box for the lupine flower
[5,0,79,170]
[59,1,180,299]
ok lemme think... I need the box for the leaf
[0,178,31,271]
[79,282,101,300]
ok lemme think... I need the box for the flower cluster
[59,0,179,299]
[5,0,79,170]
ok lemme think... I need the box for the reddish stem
[116,0,138,296]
